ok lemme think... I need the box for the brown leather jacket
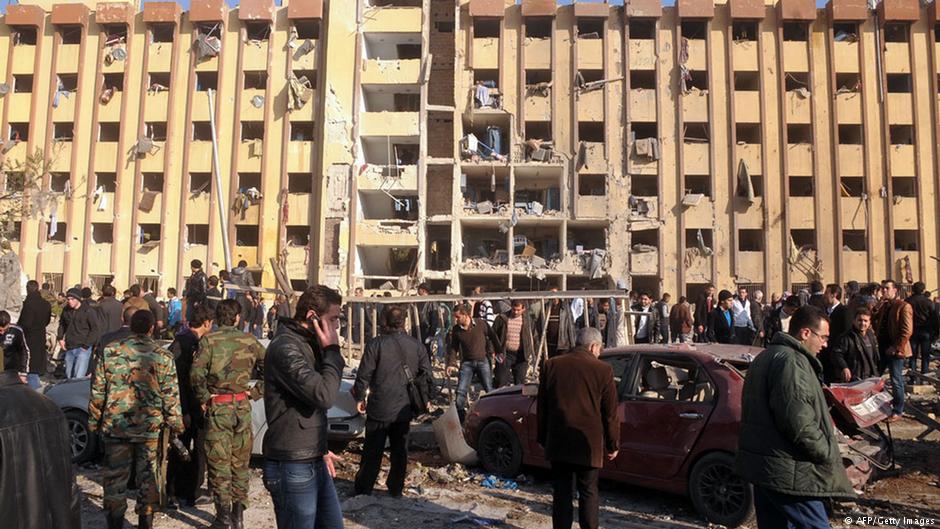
[875,298,913,359]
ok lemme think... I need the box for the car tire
[65,409,98,464]
[477,421,523,478]
[689,452,754,527]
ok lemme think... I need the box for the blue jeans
[910,333,932,374]
[754,486,830,529]
[455,360,494,416]
[884,356,905,415]
[263,459,343,529]
[26,373,41,390]
[64,347,91,379]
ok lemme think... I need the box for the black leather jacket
[262,318,345,461]
[0,372,81,529]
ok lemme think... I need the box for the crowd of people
[1,269,936,529]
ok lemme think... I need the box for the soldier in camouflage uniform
[89,310,183,529]
[191,298,265,529]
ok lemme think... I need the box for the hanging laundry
[736,159,755,204]
[287,74,314,110]
[474,82,491,108]
[486,126,502,157]
[696,229,713,256]
[52,76,71,108]
[48,203,58,239]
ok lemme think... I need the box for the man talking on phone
[262,286,346,529]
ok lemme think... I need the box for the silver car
[45,375,365,463]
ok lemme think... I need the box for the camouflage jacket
[88,335,184,440]
[191,326,265,405]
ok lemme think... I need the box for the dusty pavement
[76,413,940,529]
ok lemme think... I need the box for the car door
[614,354,717,479]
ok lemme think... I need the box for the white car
[46,375,365,463]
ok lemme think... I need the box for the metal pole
[206,89,233,272]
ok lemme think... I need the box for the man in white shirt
[731,287,756,346]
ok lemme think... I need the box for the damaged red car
[464,344,894,527]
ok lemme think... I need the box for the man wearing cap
[191,299,265,529]
[184,259,209,325]
[57,287,101,378]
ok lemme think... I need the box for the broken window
[13,74,33,94]
[684,122,709,143]
[147,73,171,93]
[435,20,455,33]
[57,74,78,92]
[3,222,22,241]
[96,172,117,192]
[784,72,808,92]
[738,229,764,252]
[196,71,218,92]
[294,20,320,40]
[393,93,420,111]
[782,22,808,42]
[103,72,124,91]
[632,228,658,249]
[579,122,605,143]
[245,21,270,42]
[631,70,655,90]
[139,223,161,243]
[883,23,909,43]
[686,70,708,92]
[290,122,316,142]
[426,224,451,271]
[142,172,164,192]
[833,23,858,43]
[189,172,211,194]
[59,26,83,45]
[99,122,120,142]
[50,173,70,192]
[835,73,860,94]
[842,230,866,251]
[734,71,759,92]
[686,175,711,198]
[526,17,552,39]
[524,121,552,145]
[632,175,658,197]
[186,224,209,245]
[751,175,764,197]
[886,74,911,93]
[238,172,261,190]
[681,21,706,40]
[892,177,917,197]
[787,124,812,144]
[890,125,914,145]
[91,223,113,243]
[577,19,604,39]
[235,225,259,246]
[12,26,37,46]
[732,21,758,42]
[841,177,865,197]
[48,222,67,243]
[396,43,422,59]
[789,176,814,197]
[579,174,606,197]
[462,170,510,207]
[285,226,310,246]
[241,121,264,141]
[53,123,73,142]
[244,71,268,90]
[894,230,918,251]
[146,122,167,141]
[288,173,312,193]
[474,19,500,38]
[685,228,712,249]
[150,23,175,43]
[629,19,655,40]
[192,122,212,141]
[9,122,29,143]
[736,123,761,144]
[567,226,606,251]
[838,124,862,145]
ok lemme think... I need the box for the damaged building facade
[1,0,940,299]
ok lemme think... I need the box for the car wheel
[477,421,523,478]
[65,409,98,463]
[689,452,754,527]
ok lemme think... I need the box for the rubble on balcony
[233,187,263,219]
[288,73,314,110]
[193,24,222,61]
[463,199,510,216]
[573,71,623,95]
[525,81,551,97]
[461,128,506,162]
[104,30,127,65]
[524,138,559,162]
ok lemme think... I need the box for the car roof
[599,343,764,366]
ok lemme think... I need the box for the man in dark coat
[89,306,138,380]
[829,308,880,382]
[351,306,431,497]
[736,306,855,527]
[905,281,938,375]
[0,368,82,529]
[538,327,619,529]
[706,290,736,344]
[17,280,52,389]
[818,284,852,382]
[57,287,101,379]
[693,284,716,342]
[763,295,801,346]
[97,284,124,335]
